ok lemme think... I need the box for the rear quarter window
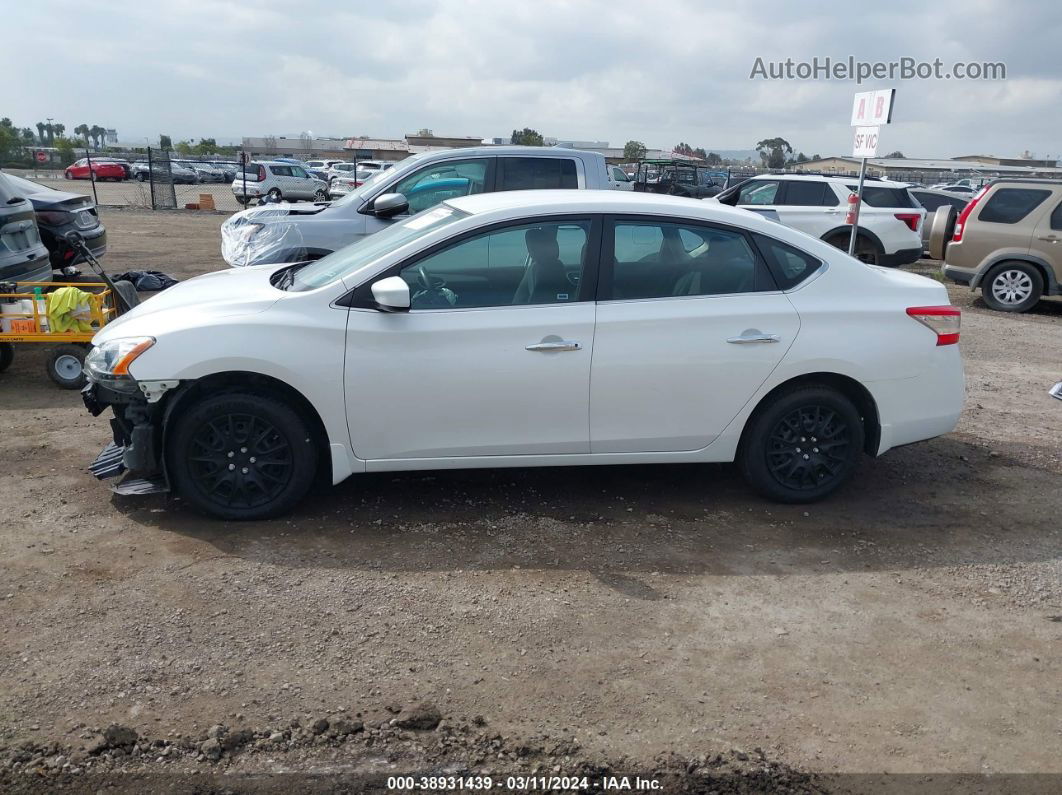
[753,234,823,290]
[781,181,836,207]
[978,188,1051,224]
[846,185,916,208]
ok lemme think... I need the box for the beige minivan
[934,178,1062,312]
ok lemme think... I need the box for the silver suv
[231,161,329,205]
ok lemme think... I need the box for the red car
[64,158,127,181]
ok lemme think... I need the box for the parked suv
[0,171,52,286]
[222,147,618,266]
[711,175,925,266]
[231,161,329,205]
[936,178,1062,312]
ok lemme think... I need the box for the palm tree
[43,123,54,145]
[20,128,35,145]
[53,123,65,140]
[36,122,46,143]
[89,125,105,149]
[74,124,90,146]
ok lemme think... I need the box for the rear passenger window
[1051,201,1062,231]
[499,158,578,190]
[978,188,1051,224]
[607,221,774,300]
[753,235,823,290]
[781,181,836,207]
[270,165,292,177]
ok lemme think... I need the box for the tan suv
[933,178,1062,312]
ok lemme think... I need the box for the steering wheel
[417,263,446,292]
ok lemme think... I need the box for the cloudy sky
[5,0,1061,159]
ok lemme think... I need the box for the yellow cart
[0,280,122,388]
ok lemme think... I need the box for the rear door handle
[1037,235,1058,242]
[526,341,581,352]
[727,333,780,344]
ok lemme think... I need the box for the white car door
[772,180,845,239]
[590,217,800,453]
[344,217,598,461]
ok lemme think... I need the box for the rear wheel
[981,262,1042,313]
[167,393,318,520]
[0,342,13,373]
[267,188,282,201]
[313,188,328,201]
[739,386,864,503]
[826,233,880,265]
[47,344,88,389]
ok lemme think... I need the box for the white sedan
[83,191,964,520]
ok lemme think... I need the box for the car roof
[447,189,767,224]
[750,173,909,187]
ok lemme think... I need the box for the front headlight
[85,337,155,391]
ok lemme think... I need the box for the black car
[0,171,52,286]
[3,173,107,271]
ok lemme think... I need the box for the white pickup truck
[223,146,622,266]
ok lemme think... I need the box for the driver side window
[399,219,591,310]
[390,158,490,214]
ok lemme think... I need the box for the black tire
[313,188,328,201]
[0,342,13,373]
[739,386,864,503]
[826,233,880,265]
[267,188,282,200]
[112,279,141,311]
[47,344,88,389]
[135,172,146,182]
[167,393,318,520]
[236,196,251,206]
[981,261,1043,313]
[64,171,72,180]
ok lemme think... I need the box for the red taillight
[354,180,363,187]
[894,212,921,232]
[907,306,960,346]
[952,187,987,242]
[256,165,266,182]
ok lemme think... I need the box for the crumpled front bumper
[83,381,170,494]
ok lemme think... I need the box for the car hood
[94,263,284,344]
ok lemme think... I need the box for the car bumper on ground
[878,246,923,268]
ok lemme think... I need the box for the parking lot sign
[852,126,880,158]
[851,88,895,126]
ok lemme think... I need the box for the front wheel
[981,262,1043,312]
[167,393,318,520]
[267,188,282,201]
[739,387,864,503]
[313,188,327,201]
[47,344,88,389]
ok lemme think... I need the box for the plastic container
[1,299,48,332]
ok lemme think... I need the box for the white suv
[231,161,329,205]
[712,175,925,266]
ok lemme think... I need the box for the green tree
[36,122,46,143]
[193,137,218,155]
[159,134,173,150]
[174,139,193,156]
[74,124,90,146]
[755,137,793,169]
[692,147,707,160]
[794,152,809,163]
[510,128,544,146]
[623,140,647,161]
[884,150,904,159]
[705,152,722,166]
[20,128,34,145]
[53,123,65,139]
[674,142,694,156]
[0,119,20,162]
[55,137,78,166]
[89,125,105,149]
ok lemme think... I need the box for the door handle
[727,333,780,344]
[1037,235,1058,242]
[526,341,581,352]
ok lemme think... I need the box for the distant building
[787,155,1062,180]
[953,154,1058,168]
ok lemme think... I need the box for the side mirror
[372,192,409,218]
[370,276,410,312]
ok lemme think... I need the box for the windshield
[289,203,469,291]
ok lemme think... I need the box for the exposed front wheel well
[739,373,881,457]
[163,371,333,486]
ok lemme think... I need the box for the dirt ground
[0,209,1060,791]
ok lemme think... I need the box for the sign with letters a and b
[852,126,880,158]
[851,89,895,126]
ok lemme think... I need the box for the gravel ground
[0,210,1059,791]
